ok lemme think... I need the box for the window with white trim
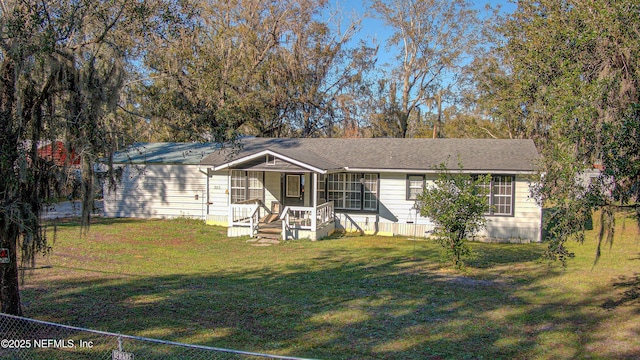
[327,174,342,207]
[491,175,514,215]
[265,154,276,166]
[327,173,378,211]
[247,171,263,200]
[231,170,246,204]
[407,175,425,200]
[363,174,378,211]
[476,175,514,216]
[316,174,326,204]
[230,170,264,203]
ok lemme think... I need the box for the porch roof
[200,138,540,173]
[210,148,341,173]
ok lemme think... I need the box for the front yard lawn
[20,214,640,359]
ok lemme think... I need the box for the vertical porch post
[312,172,318,230]
[206,168,211,215]
[227,170,232,226]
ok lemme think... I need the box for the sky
[326,0,517,70]
[317,0,519,111]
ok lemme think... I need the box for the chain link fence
[0,313,315,360]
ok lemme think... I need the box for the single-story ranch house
[103,138,542,243]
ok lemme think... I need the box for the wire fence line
[0,313,316,360]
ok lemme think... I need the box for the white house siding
[205,170,541,243]
[334,173,542,243]
[205,170,229,225]
[478,175,542,242]
[103,164,208,219]
[205,170,280,226]
[334,172,434,236]
[264,172,281,211]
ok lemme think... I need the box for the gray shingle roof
[200,138,540,172]
[110,142,219,165]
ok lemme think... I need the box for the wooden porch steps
[253,219,283,244]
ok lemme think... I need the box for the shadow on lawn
[601,252,640,312]
[44,217,146,228]
[20,248,639,360]
[467,242,545,268]
[601,273,640,310]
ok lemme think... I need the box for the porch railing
[280,206,314,230]
[280,201,334,239]
[229,199,267,237]
[315,201,334,228]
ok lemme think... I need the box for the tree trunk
[0,229,22,315]
[0,60,23,315]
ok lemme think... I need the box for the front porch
[224,199,335,241]
[206,168,336,241]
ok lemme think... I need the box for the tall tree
[369,0,480,138]
[488,0,640,263]
[139,0,375,141]
[0,0,182,315]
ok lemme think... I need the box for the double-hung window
[407,175,425,200]
[230,170,264,203]
[476,175,514,216]
[491,175,514,215]
[362,174,378,211]
[327,173,378,211]
[316,174,327,204]
[247,172,264,200]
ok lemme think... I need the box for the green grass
[19,213,640,359]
